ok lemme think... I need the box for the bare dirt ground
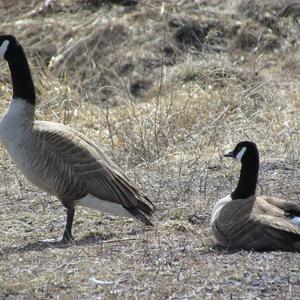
[0,0,299,299]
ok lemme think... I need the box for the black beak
[224,151,234,158]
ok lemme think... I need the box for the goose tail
[126,206,153,226]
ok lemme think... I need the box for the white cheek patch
[236,146,247,161]
[0,40,10,59]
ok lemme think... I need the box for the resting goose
[211,141,300,251]
[0,35,154,242]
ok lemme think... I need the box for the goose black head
[0,35,20,61]
[0,35,35,103]
[224,141,258,163]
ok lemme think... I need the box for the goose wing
[215,196,300,250]
[254,196,300,239]
[32,121,154,215]
[260,196,300,217]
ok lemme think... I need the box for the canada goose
[211,141,300,251]
[0,35,154,242]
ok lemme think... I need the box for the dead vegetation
[0,0,300,299]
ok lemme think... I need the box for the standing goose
[0,35,154,242]
[211,141,300,251]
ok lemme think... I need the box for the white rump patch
[76,194,133,218]
[236,146,247,161]
[291,216,300,226]
[211,194,233,225]
[0,40,9,59]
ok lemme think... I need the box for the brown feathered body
[1,103,153,225]
[212,195,300,251]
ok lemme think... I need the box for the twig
[109,37,147,157]
[100,237,138,244]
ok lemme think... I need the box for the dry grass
[0,0,300,299]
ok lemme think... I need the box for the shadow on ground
[0,233,111,255]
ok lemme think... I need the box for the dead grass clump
[237,0,278,30]
[170,15,227,53]
[77,0,138,10]
[165,54,258,93]
[235,1,300,54]
[27,0,71,17]
[174,23,208,50]
[44,6,167,101]
[0,0,38,11]
[49,20,128,96]
[0,18,68,65]
[281,51,300,77]
[277,1,300,21]
[231,19,279,52]
[129,78,152,97]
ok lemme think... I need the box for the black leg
[62,207,75,242]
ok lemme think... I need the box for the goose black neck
[231,153,259,200]
[7,45,35,105]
